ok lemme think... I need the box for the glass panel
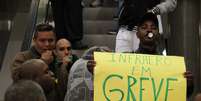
[0,19,13,70]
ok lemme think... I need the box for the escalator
[0,0,49,100]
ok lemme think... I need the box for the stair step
[82,0,117,7]
[72,50,85,58]
[72,34,117,57]
[83,7,117,20]
[103,0,117,7]
[84,20,118,35]
[82,34,116,50]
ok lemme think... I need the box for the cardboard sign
[94,52,186,101]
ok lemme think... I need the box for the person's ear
[32,37,36,43]
[136,29,140,38]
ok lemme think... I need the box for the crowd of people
[3,0,201,101]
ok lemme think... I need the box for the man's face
[35,62,55,93]
[33,31,55,54]
[137,20,159,45]
[55,39,72,61]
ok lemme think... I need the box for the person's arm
[183,71,194,98]
[87,60,96,74]
[57,63,69,100]
[151,0,177,14]
[156,0,177,14]
[11,52,28,80]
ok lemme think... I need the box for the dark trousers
[51,0,83,43]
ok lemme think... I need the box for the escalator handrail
[44,0,51,23]
[21,0,40,51]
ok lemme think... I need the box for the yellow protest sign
[94,52,186,101]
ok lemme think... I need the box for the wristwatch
[151,7,160,15]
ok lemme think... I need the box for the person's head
[81,46,111,60]
[33,24,56,54]
[195,93,201,101]
[15,59,55,94]
[136,13,160,46]
[4,80,46,101]
[54,38,72,61]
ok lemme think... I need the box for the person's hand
[195,93,201,101]
[87,60,96,74]
[41,50,54,64]
[184,71,194,97]
[62,55,72,65]
[183,71,194,86]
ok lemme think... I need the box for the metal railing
[21,0,41,51]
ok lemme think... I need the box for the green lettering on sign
[127,76,137,101]
[103,74,124,101]
[140,77,149,101]
[151,78,164,101]
[165,77,178,101]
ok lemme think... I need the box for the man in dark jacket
[54,38,78,100]
[11,24,71,101]
[11,24,56,80]
[135,12,194,98]
[89,13,194,99]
